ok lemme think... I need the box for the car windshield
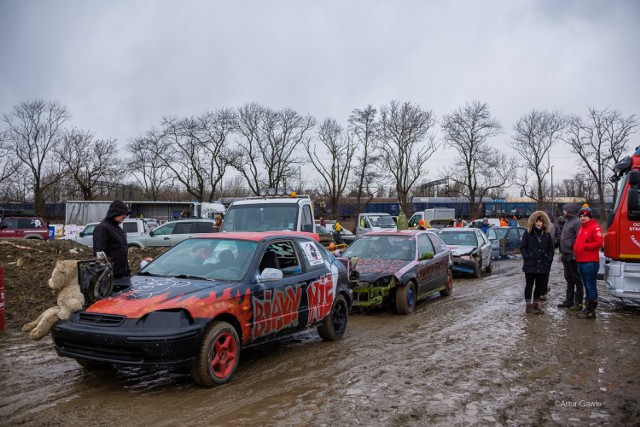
[140,238,258,281]
[439,231,478,247]
[367,215,396,228]
[342,235,414,260]
[222,204,299,232]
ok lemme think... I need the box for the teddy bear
[22,259,85,341]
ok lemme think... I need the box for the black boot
[557,300,572,308]
[577,300,597,319]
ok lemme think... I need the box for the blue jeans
[577,262,599,302]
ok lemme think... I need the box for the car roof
[230,198,309,205]
[360,229,425,237]
[438,228,477,233]
[191,231,320,242]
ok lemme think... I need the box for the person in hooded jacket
[573,204,603,319]
[557,203,584,311]
[93,200,132,279]
[520,211,555,314]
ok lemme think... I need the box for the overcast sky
[1,0,639,195]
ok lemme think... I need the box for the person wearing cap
[520,211,554,314]
[500,216,508,226]
[479,217,491,234]
[573,204,603,319]
[417,219,426,230]
[93,200,132,279]
[557,203,584,311]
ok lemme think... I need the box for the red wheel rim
[209,332,238,379]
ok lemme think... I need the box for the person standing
[479,217,491,234]
[520,211,555,314]
[508,216,519,227]
[573,204,603,319]
[557,203,584,311]
[93,200,131,279]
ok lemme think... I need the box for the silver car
[127,219,216,248]
[437,228,493,277]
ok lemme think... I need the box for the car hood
[86,275,250,319]
[349,258,411,281]
[447,245,475,256]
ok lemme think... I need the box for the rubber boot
[532,301,544,315]
[526,303,534,313]
[577,300,597,319]
[557,300,572,308]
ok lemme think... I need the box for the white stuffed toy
[22,260,85,341]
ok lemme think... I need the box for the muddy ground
[1,240,639,426]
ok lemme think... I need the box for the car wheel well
[209,313,243,343]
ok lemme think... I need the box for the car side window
[427,233,446,254]
[197,222,215,233]
[153,223,174,236]
[174,222,197,234]
[3,219,17,228]
[301,205,314,232]
[417,235,435,259]
[263,241,302,277]
[477,231,488,245]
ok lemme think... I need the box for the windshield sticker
[301,241,324,266]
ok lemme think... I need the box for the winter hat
[105,200,131,219]
[578,204,593,218]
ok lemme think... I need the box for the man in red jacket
[573,205,603,319]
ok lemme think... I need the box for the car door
[505,227,522,255]
[77,223,97,246]
[416,234,447,293]
[251,239,311,342]
[475,230,492,266]
[145,222,176,247]
[0,218,19,238]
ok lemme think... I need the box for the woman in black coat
[520,210,555,314]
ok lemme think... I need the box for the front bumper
[349,279,395,308]
[51,312,205,368]
[451,256,475,274]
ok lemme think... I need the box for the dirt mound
[0,239,166,330]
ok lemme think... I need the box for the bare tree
[347,105,381,217]
[1,99,70,215]
[303,118,355,220]
[441,101,514,218]
[510,110,565,208]
[563,107,638,220]
[232,104,316,195]
[160,109,235,202]
[126,128,175,200]
[378,101,439,216]
[56,128,125,200]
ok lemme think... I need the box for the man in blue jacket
[93,200,131,279]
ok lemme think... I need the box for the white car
[61,218,155,247]
[437,228,493,277]
[127,219,217,248]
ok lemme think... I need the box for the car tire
[191,321,240,387]
[317,294,349,341]
[485,258,493,274]
[395,281,416,315]
[473,257,482,278]
[440,270,453,297]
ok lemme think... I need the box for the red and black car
[52,232,352,387]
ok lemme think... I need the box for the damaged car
[437,228,493,278]
[338,230,453,315]
[51,232,352,387]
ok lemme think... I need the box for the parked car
[323,222,356,245]
[51,232,352,387]
[62,218,157,248]
[127,219,217,248]
[437,228,493,277]
[0,214,50,240]
[339,230,453,314]
[485,226,527,259]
